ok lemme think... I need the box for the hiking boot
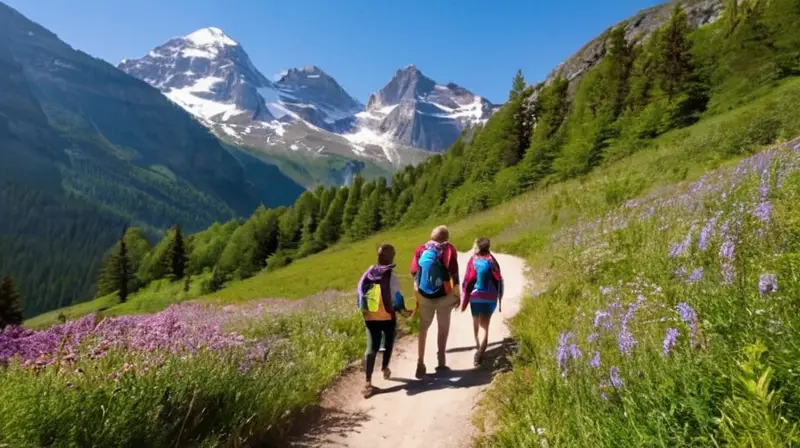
[436,352,448,371]
[382,368,391,380]
[415,362,426,379]
[362,383,375,399]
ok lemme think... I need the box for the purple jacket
[357,264,405,320]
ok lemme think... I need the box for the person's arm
[461,256,476,311]
[492,254,504,312]
[357,270,368,311]
[391,272,411,316]
[409,246,421,277]
[446,244,460,286]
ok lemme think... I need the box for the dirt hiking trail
[290,252,529,448]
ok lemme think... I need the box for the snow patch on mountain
[185,27,238,47]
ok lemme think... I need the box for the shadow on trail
[445,340,504,354]
[285,405,370,448]
[374,337,516,397]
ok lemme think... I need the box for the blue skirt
[470,300,497,316]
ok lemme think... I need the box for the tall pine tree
[509,69,527,102]
[341,175,364,235]
[316,186,349,244]
[0,276,24,328]
[658,4,696,100]
[117,237,131,303]
[169,225,187,280]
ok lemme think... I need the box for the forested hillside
[81,0,800,307]
[0,2,304,316]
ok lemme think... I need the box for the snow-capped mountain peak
[350,65,495,152]
[184,27,238,47]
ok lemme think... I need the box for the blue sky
[5,0,662,104]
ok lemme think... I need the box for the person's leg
[478,313,492,353]
[364,321,382,387]
[417,296,435,378]
[434,294,458,369]
[472,314,480,350]
[381,320,397,378]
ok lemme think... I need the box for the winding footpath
[291,253,529,448]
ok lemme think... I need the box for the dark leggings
[364,319,396,382]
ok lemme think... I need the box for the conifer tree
[349,182,385,240]
[658,4,695,100]
[117,237,131,303]
[509,69,527,102]
[0,276,24,328]
[341,175,364,234]
[316,186,349,244]
[169,225,187,280]
[252,210,280,270]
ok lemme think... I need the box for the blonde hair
[430,225,450,243]
[473,237,491,255]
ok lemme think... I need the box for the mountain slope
[345,65,497,152]
[547,0,725,89]
[119,29,429,186]
[0,2,304,315]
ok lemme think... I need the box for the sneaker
[435,365,451,373]
[473,351,483,367]
[415,362,426,379]
[382,368,391,380]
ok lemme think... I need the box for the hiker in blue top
[357,244,410,399]
[460,237,504,367]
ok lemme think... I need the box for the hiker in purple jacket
[357,244,410,398]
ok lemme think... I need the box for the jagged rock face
[352,65,495,152]
[548,0,727,85]
[274,66,363,133]
[119,27,275,123]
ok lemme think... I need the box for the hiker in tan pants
[410,226,460,378]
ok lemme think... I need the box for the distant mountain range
[118,27,498,186]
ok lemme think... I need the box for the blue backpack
[416,245,448,299]
[473,257,500,293]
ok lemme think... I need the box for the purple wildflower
[587,332,600,343]
[599,381,610,401]
[569,343,583,361]
[759,168,771,201]
[590,352,601,368]
[676,302,699,348]
[697,214,720,251]
[720,239,736,261]
[616,325,638,356]
[593,311,613,330]
[758,273,778,295]
[688,267,703,284]
[669,229,693,258]
[753,201,772,224]
[556,332,572,376]
[663,328,679,357]
[609,366,624,389]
